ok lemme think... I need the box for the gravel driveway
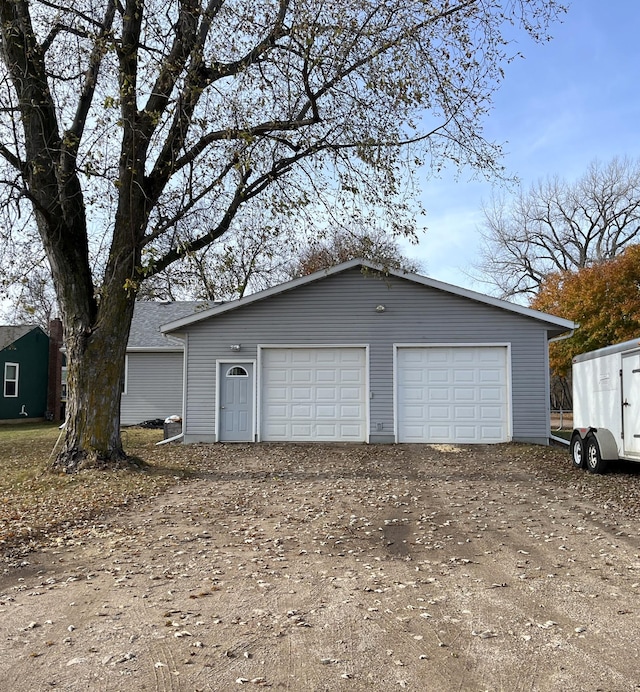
[1,442,639,691]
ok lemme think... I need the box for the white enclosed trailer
[571,337,640,473]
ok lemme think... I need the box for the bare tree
[0,263,57,329]
[139,210,295,301]
[0,0,566,470]
[477,157,640,298]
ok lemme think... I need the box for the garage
[396,345,510,443]
[163,259,575,445]
[260,346,367,441]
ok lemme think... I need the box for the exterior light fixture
[375,305,386,313]
[230,344,241,351]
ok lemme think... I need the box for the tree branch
[146,165,254,275]
[0,143,25,174]
[145,0,290,201]
[61,0,117,174]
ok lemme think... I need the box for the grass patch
[0,424,198,555]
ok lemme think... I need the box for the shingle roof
[0,325,40,352]
[128,301,214,350]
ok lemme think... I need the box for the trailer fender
[587,428,619,461]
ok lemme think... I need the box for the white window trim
[122,354,129,395]
[4,362,19,398]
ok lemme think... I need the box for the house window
[227,366,248,377]
[4,362,19,397]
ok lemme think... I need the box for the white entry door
[218,362,254,442]
[261,347,367,441]
[397,346,510,443]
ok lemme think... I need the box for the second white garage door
[261,347,367,441]
[396,346,510,443]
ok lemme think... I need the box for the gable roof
[160,259,576,336]
[128,301,215,350]
[0,325,42,352]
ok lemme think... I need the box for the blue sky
[405,1,640,294]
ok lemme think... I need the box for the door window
[227,366,248,377]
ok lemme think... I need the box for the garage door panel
[315,351,338,363]
[265,423,287,436]
[403,405,425,419]
[398,346,509,443]
[315,424,337,437]
[480,388,503,402]
[428,405,450,419]
[262,347,367,441]
[291,404,312,418]
[340,386,362,400]
[317,404,337,418]
[402,387,424,401]
[480,405,503,418]
[400,370,424,385]
[265,403,287,417]
[453,371,475,384]
[479,371,504,384]
[316,370,338,383]
[265,369,287,384]
[340,404,362,417]
[428,425,451,439]
[427,388,447,402]
[340,424,364,438]
[454,425,477,440]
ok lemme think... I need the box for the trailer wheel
[570,433,585,469]
[585,436,608,474]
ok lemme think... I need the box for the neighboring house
[161,259,576,445]
[121,301,211,425]
[0,325,50,420]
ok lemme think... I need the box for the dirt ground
[1,442,639,692]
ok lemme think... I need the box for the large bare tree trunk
[53,297,135,473]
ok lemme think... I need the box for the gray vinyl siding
[179,268,557,444]
[121,351,184,425]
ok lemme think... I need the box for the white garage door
[261,347,367,441]
[397,346,509,443]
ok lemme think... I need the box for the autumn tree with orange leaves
[531,245,640,382]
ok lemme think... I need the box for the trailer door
[622,351,640,458]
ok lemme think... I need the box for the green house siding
[0,328,49,419]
